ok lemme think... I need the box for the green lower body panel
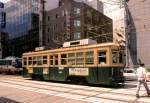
[23,67,124,85]
[87,67,124,85]
[49,67,67,81]
[43,74,49,80]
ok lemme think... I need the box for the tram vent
[63,39,97,47]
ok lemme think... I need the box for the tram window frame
[76,52,84,65]
[43,56,48,64]
[85,51,94,65]
[33,56,37,65]
[23,57,27,66]
[98,51,107,64]
[50,56,53,65]
[37,56,42,65]
[61,54,67,65]
[54,55,58,66]
[28,57,32,66]
[68,53,75,65]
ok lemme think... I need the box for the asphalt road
[0,75,150,103]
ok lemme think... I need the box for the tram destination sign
[69,68,89,76]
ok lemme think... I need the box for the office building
[0,32,9,58]
[4,0,40,57]
[126,0,150,67]
[45,0,103,13]
[0,1,5,29]
[44,0,113,48]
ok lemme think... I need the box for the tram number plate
[69,68,89,76]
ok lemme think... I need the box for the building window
[74,20,81,27]
[74,32,81,40]
[74,8,81,14]
[48,16,50,21]
[64,21,66,27]
[48,28,50,32]
[62,10,65,16]
[56,14,58,18]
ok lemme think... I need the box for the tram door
[97,51,110,83]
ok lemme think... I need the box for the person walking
[136,63,150,98]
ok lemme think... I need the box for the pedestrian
[136,63,150,98]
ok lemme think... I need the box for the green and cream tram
[22,39,125,85]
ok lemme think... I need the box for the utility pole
[39,0,46,47]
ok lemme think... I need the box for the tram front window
[119,52,123,63]
[112,51,118,63]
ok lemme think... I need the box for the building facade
[44,0,113,48]
[126,0,150,67]
[0,2,7,59]
[0,2,5,29]
[45,0,103,13]
[0,32,9,58]
[4,0,40,57]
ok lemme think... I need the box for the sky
[0,0,10,3]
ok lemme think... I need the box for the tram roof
[22,42,120,56]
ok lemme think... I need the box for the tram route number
[69,68,89,76]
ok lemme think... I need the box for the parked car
[124,68,137,81]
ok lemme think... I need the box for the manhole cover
[0,97,20,103]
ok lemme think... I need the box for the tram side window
[50,56,53,65]
[85,51,94,64]
[112,51,118,64]
[68,53,75,65]
[23,57,27,66]
[76,52,84,65]
[37,56,42,65]
[28,57,32,65]
[54,55,58,65]
[98,51,107,64]
[33,57,36,65]
[61,54,67,65]
[43,56,47,64]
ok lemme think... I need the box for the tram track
[0,75,140,103]
[0,75,113,92]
